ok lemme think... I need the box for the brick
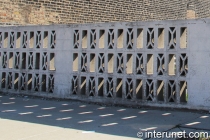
[0,0,210,25]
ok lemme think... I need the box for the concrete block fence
[0,19,210,110]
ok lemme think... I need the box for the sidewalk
[0,94,209,140]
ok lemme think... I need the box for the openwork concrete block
[108,29,114,49]
[136,53,144,75]
[147,28,154,49]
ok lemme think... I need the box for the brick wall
[0,0,209,25]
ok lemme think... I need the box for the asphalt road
[0,94,209,140]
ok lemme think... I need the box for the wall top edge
[0,18,209,29]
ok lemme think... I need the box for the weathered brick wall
[194,0,210,18]
[0,0,209,25]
